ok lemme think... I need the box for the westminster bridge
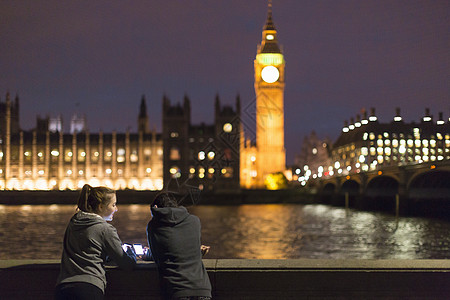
[309,160,450,216]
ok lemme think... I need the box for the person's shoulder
[186,213,200,224]
[97,221,118,236]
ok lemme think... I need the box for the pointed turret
[259,0,281,54]
[138,95,149,133]
[215,93,220,116]
[264,0,275,31]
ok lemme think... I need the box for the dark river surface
[1,203,450,260]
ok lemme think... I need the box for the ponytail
[77,184,115,213]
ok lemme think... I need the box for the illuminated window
[105,150,112,162]
[117,148,125,163]
[221,167,233,178]
[384,140,391,146]
[51,150,59,156]
[361,147,368,156]
[198,151,205,160]
[170,132,179,138]
[377,140,383,147]
[169,166,181,178]
[415,140,421,148]
[377,156,384,164]
[91,150,99,162]
[430,140,436,147]
[189,167,196,174]
[65,150,72,162]
[377,147,383,155]
[130,150,138,162]
[157,148,163,156]
[392,140,398,147]
[407,139,413,147]
[384,147,391,155]
[369,133,375,140]
[170,147,181,160]
[78,150,86,162]
[370,147,376,156]
[266,34,274,40]
[207,151,215,160]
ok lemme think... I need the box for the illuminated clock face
[223,123,232,133]
[261,66,279,83]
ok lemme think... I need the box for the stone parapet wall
[1,259,450,299]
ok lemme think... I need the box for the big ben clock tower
[254,2,286,187]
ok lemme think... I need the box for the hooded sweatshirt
[147,206,211,299]
[56,211,136,293]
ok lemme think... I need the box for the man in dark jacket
[146,192,212,300]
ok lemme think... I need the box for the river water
[1,203,449,260]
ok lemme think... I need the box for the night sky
[1,1,449,164]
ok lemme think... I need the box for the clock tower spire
[253,0,286,187]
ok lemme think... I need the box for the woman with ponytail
[55,184,136,300]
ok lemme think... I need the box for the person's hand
[201,245,210,256]
[125,245,136,258]
[141,246,152,261]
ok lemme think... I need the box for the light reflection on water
[0,204,449,260]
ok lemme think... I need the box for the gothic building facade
[162,94,241,193]
[0,93,163,190]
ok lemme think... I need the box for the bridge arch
[407,170,450,217]
[408,170,450,200]
[322,182,336,195]
[340,180,359,195]
[337,179,360,208]
[366,176,399,197]
[365,175,399,212]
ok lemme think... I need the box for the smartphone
[122,243,132,252]
[133,244,144,255]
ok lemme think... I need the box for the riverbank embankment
[1,259,449,299]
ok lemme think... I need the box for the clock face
[261,66,279,83]
[223,123,232,133]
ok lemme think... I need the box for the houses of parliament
[0,4,287,191]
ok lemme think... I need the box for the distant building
[0,92,163,190]
[315,107,450,181]
[294,131,332,181]
[162,94,241,192]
